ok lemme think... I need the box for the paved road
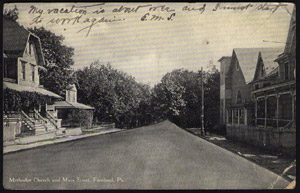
[3,121,289,189]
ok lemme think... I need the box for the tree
[75,61,153,128]
[3,5,19,22]
[151,68,220,129]
[28,27,75,96]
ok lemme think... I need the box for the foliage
[28,27,76,96]
[65,109,93,127]
[75,61,154,128]
[3,88,55,112]
[3,5,19,22]
[151,68,220,129]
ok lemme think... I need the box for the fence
[81,122,115,133]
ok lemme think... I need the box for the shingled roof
[3,18,45,66]
[3,18,29,53]
[233,47,284,83]
[259,48,283,75]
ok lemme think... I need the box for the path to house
[3,120,289,190]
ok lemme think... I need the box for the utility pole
[201,67,205,136]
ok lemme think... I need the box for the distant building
[48,84,95,127]
[220,7,296,155]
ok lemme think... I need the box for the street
[3,120,289,189]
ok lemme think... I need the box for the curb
[3,129,123,155]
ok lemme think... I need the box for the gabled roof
[3,18,29,53]
[3,18,45,66]
[233,47,284,83]
[259,48,283,75]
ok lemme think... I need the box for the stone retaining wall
[226,125,296,156]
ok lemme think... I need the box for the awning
[4,82,63,99]
[53,101,94,110]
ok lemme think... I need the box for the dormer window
[21,61,26,80]
[236,61,239,71]
[31,64,35,82]
[29,43,34,55]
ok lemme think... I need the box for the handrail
[45,111,59,129]
[33,110,49,131]
[256,118,292,121]
[34,109,48,123]
[21,110,35,129]
[283,120,294,129]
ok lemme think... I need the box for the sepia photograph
[2,2,296,189]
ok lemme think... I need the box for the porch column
[264,96,267,128]
[276,93,279,128]
[226,110,229,124]
[291,92,295,121]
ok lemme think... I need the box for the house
[48,84,95,127]
[221,7,295,154]
[249,7,296,153]
[3,18,64,142]
[221,47,283,126]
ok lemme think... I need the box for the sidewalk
[186,128,296,182]
[3,128,122,154]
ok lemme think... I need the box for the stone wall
[3,118,21,142]
[227,125,296,156]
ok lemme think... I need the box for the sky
[4,3,294,86]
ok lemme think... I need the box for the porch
[3,110,64,144]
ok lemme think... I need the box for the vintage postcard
[3,2,296,190]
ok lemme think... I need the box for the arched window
[237,91,242,104]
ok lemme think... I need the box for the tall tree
[28,27,75,96]
[151,68,220,129]
[3,5,19,22]
[75,61,153,128]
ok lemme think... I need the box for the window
[21,61,26,80]
[28,43,33,55]
[254,84,259,90]
[236,61,239,71]
[257,98,265,118]
[237,91,242,104]
[239,109,244,124]
[279,94,292,120]
[267,96,277,118]
[31,64,35,82]
[261,65,264,77]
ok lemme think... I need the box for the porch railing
[33,109,49,131]
[256,118,292,128]
[45,111,59,130]
[21,110,35,130]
